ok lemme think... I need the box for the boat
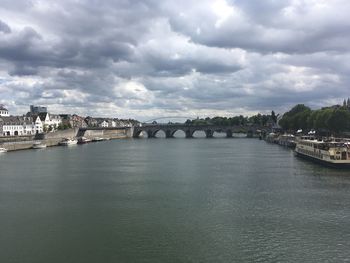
[278,134,296,148]
[295,137,350,168]
[265,132,279,143]
[77,137,92,144]
[92,137,105,142]
[32,141,47,149]
[0,147,7,153]
[59,138,78,146]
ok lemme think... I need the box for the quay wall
[1,127,134,152]
[83,130,104,138]
[2,141,35,151]
[36,128,80,140]
[0,135,34,143]
[82,128,133,139]
[102,128,131,139]
[2,138,65,152]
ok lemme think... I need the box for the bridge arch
[190,129,206,138]
[170,129,186,138]
[152,129,166,138]
[133,129,154,138]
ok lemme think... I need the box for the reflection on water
[0,138,350,262]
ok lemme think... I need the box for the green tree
[327,109,350,133]
[314,109,332,130]
[279,104,311,131]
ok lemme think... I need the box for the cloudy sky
[0,0,350,120]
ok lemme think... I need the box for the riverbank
[0,127,132,152]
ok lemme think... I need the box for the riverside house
[0,116,43,136]
[0,105,9,117]
[38,112,62,130]
[0,105,43,136]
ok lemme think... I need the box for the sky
[0,0,350,120]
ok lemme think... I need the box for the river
[0,137,350,262]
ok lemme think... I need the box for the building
[85,116,98,127]
[38,112,62,131]
[60,114,88,128]
[108,120,116,127]
[0,116,43,136]
[0,105,9,117]
[99,120,109,128]
[30,105,47,114]
[33,116,44,134]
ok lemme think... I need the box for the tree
[279,104,311,131]
[185,119,192,125]
[327,109,350,133]
[314,109,332,130]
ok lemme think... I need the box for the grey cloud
[0,0,349,118]
[9,65,38,76]
[0,20,11,33]
[167,0,350,54]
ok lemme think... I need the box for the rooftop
[0,105,8,111]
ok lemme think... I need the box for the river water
[0,137,350,262]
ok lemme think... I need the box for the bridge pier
[165,130,174,138]
[147,130,155,138]
[205,130,214,138]
[185,130,193,138]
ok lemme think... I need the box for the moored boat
[0,147,7,153]
[295,137,350,168]
[265,132,279,143]
[77,137,92,144]
[59,138,78,146]
[92,137,105,142]
[32,141,47,149]
[278,134,296,148]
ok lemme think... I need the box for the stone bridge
[133,124,264,138]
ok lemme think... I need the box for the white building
[0,105,9,117]
[99,120,109,128]
[38,112,62,130]
[109,120,116,127]
[1,116,42,136]
[33,116,44,134]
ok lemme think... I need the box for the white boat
[32,141,47,149]
[92,137,105,142]
[295,137,350,168]
[0,147,7,153]
[278,134,296,148]
[59,138,78,146]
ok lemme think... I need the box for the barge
[295,137,350,168]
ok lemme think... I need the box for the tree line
[185,111,277,126]
[279,104,350,134]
